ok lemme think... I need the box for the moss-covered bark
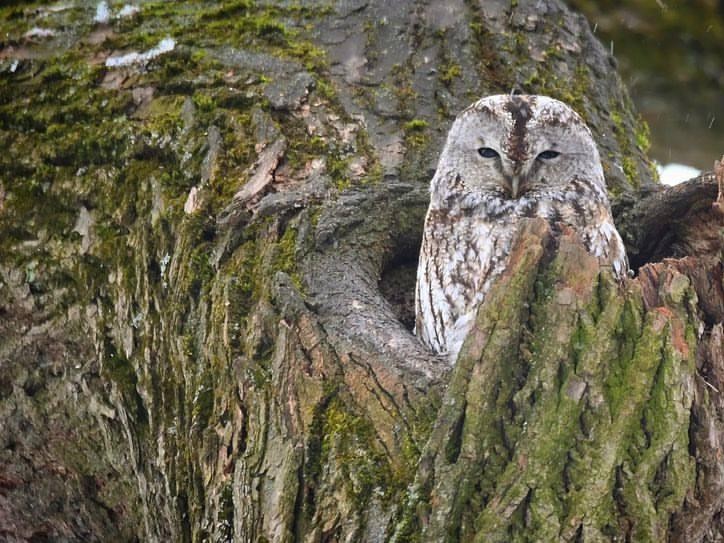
[394,220,703,542]
[0,1,721,542]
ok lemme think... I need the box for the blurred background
[568,0,724,181]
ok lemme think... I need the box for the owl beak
[511,176,521,199]
[510,175,528,199]
[501,164,529,199]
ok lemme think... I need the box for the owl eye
[477,147,499,158]
[537,150,560,160]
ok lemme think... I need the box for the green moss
[610,111,623,128]
[615,321,695,539]
[632,117,660,182]
[272,224,302,290]
[102,338,148,428]
[322,397,397,507]
[304,386,409,525]
[103,338,138,392]
[609,101,646,187]
[192,92,216,113]
[191,376,214,432]
[635,117,651,153]
[403,119,428,132]
[329,155,351,190]
[403,119,429,148]
[286,129,325,170]
[284,40,328,73]
[199,0,254,20]
[315,78,336,100]
[284,102,375,190]
[224,235,263,325]
[199,2,331,57]
[190,246,214,293]
[439,62,462,86]
[524,64,591,122]
[394,84,418,114]
[0,3,354,538]
[621,156,638,186]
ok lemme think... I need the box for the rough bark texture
[0,1,721,542]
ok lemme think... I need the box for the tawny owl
[415,95,627,361]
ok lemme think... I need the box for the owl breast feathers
[415,94,628,361]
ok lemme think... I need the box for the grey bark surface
[0,0,722,542]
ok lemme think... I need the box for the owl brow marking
[504,96,535,164]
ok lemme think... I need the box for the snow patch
[105,37,176,68]
[118,4,141,18]
[94,1,111,24]
[657,162,701,186]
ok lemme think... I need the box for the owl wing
[415,204,513,359]
[582,209,628,279]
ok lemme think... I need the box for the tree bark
[0,1,721,542]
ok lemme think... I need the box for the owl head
[430,95,606,209]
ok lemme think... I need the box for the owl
[415,95,627,361]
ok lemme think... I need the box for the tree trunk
[0,1,721,542]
